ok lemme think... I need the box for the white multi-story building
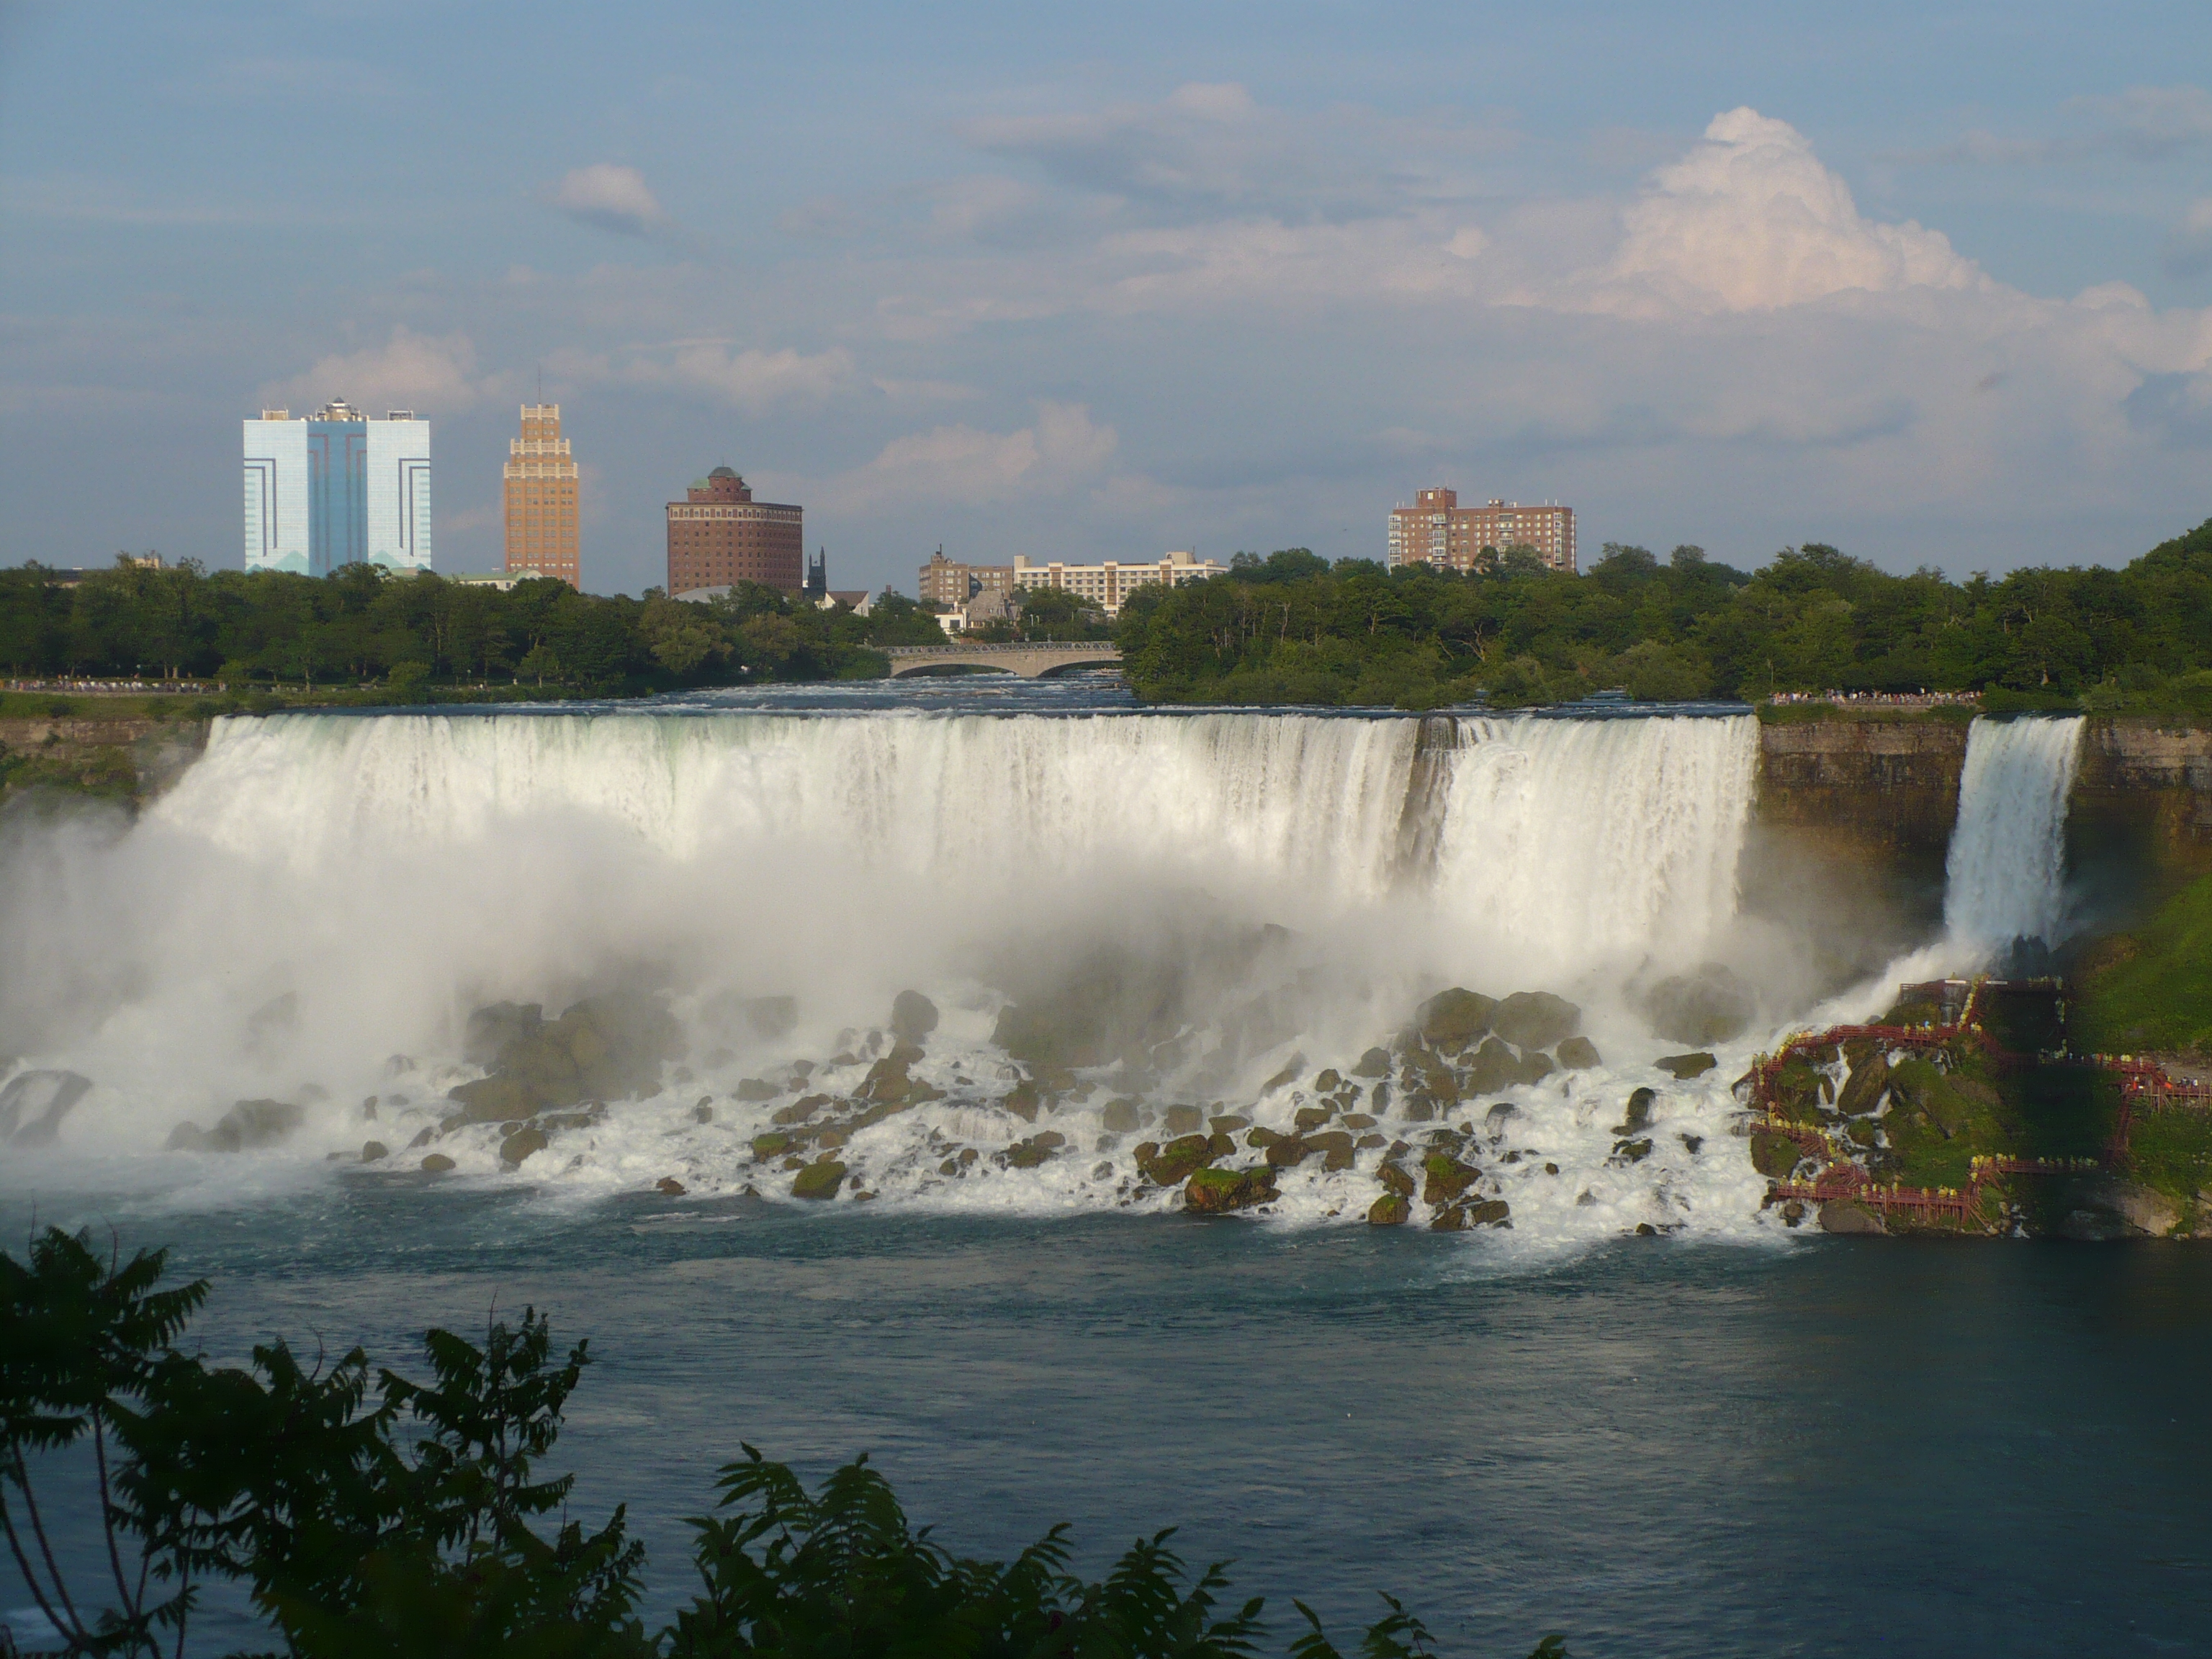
[1010,550,1225,616]
[243,401,432,575]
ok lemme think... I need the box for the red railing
[1745,976,2200,1225]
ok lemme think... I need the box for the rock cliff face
[2071,722,2212,917]
[1742,719,1971,981]
[0,715,207,801]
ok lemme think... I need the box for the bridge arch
[881,642,1125,680]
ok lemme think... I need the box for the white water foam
[1,709,1777,1243]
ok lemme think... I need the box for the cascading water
[1942,716,2085,956]
[0,707,1776,1243]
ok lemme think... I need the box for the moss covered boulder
[1421,1153,1480,1205]
[1367,1193,1411,1226]
[1138,1133,1217,1187]
[791,1160,848,1200]
[1749,1130,1804,1179]
[1184,1166,1278,1213]
[1431,1197,1511,1231]
[1002,1131,1067,1169]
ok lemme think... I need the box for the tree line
[0,1227,1565,1658]
[0,563,948,695]
[1111,519,2212,711]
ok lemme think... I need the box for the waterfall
[5,708,1774,1243]
[1942,716,2085,955]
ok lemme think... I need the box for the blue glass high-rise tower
[243,400,432,575]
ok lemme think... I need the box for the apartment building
[1387,488,1576,574]
[1010,550,1226,616]
[917,549,1015,608]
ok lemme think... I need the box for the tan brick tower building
[665,467,804,595]
[502,404,580,588]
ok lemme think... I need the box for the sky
[1,1,2208,596]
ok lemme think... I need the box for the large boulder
[0,1070,91,1148]
[463,1002,544,1067]
[498,1125,548,1168]
[2058,1176,2180,1239]
[1616,1087,1656,1134]
[891,991,939,1046]
[1461,1037,1521,1094]
[1645,965,1754,1046]
[1184,1166,1278,1213]
[1431,1198,1511,1231]
[1555,1037,1601,1071]
[1655,1053,1717,1081]
[1421,1153,1481,1205]
[1138,1134,1217,1187]
[1351,1046,1393,1079]
[454,990,683,1118]
[168,1098,303,1154]
[1491,992,1581,1050]
[1367,1193,1411,1226]
[1817,1200,1886,1235]
[1416,988,1497,1051]
[791,1160,848,1200]
[1002,1131,1067,1169]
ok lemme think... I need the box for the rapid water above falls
[0,705,1786,1244]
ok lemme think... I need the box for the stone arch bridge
[881,642,1123,679]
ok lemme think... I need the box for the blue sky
[3,1,2208,594]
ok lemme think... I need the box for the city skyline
[6,3,2210,595]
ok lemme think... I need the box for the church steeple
[804,547,828,600]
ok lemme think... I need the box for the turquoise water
[11,1188,2211,1656]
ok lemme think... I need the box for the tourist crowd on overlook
[1764,690,1982,708]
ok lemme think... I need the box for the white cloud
[550,164,673,238]
[1590,108,1983,313]
[614,342,856,411]
[822,403,1118,511]
[260,327,492,416]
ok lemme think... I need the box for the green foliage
[1115,518,2212,709]
[2072,873,2212,1057]
[0,562,936,698]
[1,1229,1563,1659]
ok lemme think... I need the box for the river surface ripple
[8,1192,2209,1658]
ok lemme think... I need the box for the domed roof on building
[709,465,739,480]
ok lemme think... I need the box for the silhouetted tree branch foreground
[1,1229,1565,1658]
